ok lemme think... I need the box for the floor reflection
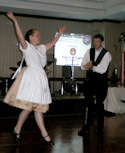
[0,114,125,153]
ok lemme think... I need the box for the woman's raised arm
[45,26,65,51]
[6,12,27,50]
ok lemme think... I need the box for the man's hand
[84,61,93,70]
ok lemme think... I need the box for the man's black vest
[86,48,108,81]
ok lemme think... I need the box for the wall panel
[0,14,125,92]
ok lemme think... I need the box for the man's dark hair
[93,34,104,42]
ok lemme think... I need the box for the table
[104,87,125,114]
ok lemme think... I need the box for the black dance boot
[41,135,54,146]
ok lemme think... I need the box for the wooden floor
[0,113,125,153]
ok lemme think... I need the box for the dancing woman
[3,12,65,145]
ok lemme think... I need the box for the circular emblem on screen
[70,48,76,55]
[83,35,91,45]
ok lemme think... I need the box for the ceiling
[0,0,125,21]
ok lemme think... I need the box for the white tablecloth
[104,87,125,114]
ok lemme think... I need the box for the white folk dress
[3,41,52,113]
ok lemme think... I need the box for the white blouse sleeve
[19,41,30,52]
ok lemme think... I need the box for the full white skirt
[17,66,52,105]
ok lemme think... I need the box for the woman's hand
[6,12,16,22]
[59,26,66,35]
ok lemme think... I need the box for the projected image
[54,33,91,66]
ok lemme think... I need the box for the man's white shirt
[81,48,112,74]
